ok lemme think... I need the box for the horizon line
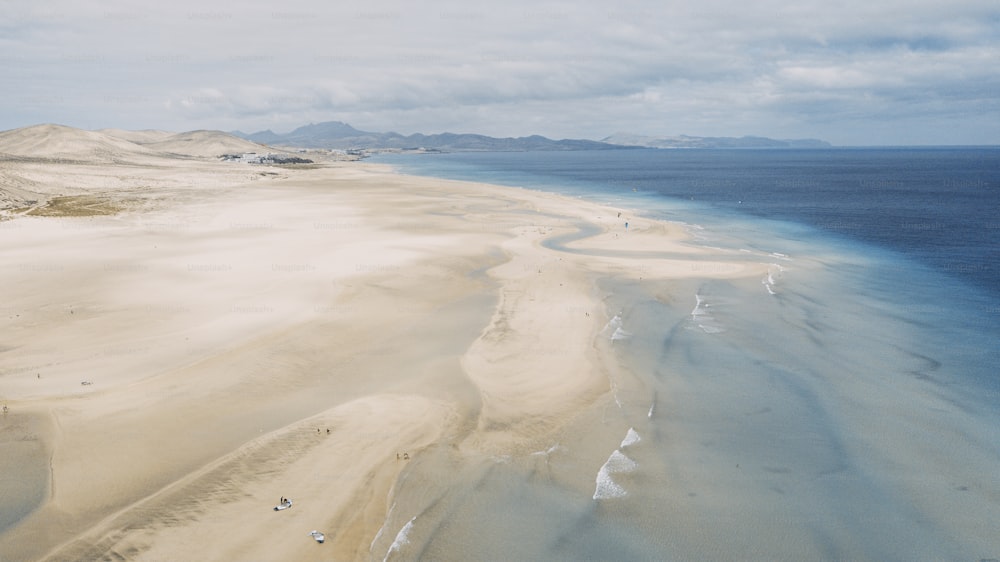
[3,121,999,149]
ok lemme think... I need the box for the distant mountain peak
[289,121,365,138]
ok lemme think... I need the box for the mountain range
[232,122,618,151]
[233,121,831,151]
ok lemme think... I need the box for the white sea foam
[691,294,725,333]
[605,314,632,341]
[691,294,708,318]
[762,272,777,295]
[611,327,632,340]
[606,450,637,473]
[602,314,620,332]
[762,263,784,295]
[383,516,417,562]
[593,472,627,500]
[530,443,562,457]
[620,427,641,448]
[593,450,637,500]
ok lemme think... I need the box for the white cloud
[1,0,998,144]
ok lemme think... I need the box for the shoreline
[0,157,773,560]
[3,153,999,560]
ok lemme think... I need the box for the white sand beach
[4,126,998,561]
[0,126,772,561]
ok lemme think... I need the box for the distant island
[233,121,832,151]
[600,132,832,149]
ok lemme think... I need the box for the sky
[2,0,998,145]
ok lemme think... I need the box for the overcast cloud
[2,0,998,145]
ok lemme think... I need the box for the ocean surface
[377,148,1000,297]
[370,149,1000,560]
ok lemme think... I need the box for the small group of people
[396,452,409,460]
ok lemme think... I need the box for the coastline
[3,154,998,560]
[0,159,770,561]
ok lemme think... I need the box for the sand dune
[98,128,176,144]
[140,130,277,158]
[0,124,162,163]
[0,125,280,164]
[0,125,293,216]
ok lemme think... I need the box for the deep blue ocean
[375,148,999,298]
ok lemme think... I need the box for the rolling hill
[0,124,163,163]
[139,130,275,158]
